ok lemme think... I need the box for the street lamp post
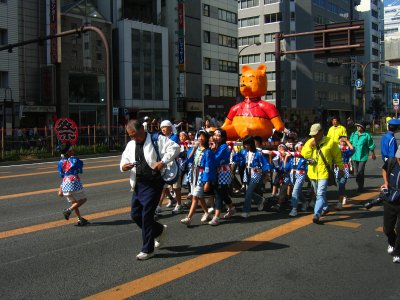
[342,59,394,121]
[237,41,262,99]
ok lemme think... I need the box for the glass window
[204,31,210,43]
[0,71,8,88]
[204,57,210,70]
[0,28,8,45]
[203,4,210,17]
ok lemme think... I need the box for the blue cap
[388,119,400,126]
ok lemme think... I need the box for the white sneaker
[257,198,267,211]
[393,256,400,263]
[208,216,220,226]
[201,212,211,223]
[336,203,343,210]
[172,204,183,215]
[155,206,162,215]
[180,216,191,226]
[208,207,214,214]
[154,224,167,248]
[241,212,250,218]
[223,207,236,219]
[136,252,154,260]
[342,196,347,205]
[388,245,394,254]
[289,208,298,217]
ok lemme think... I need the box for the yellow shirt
[326,125,347,142]
[301,136,343,180]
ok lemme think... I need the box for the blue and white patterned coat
[233,149,270,184]
[214,143,232,185]
[58,156,84,193]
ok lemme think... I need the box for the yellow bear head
[239,64,267,98]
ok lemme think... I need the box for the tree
[368,96,385,119]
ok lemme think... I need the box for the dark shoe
[63,209,72,220]
[321,208,330,216]
[313,215,322,224]
[77,217,89,226]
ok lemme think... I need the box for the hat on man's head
[144,116,150,121]
[388,118,400,126]
[396,145,400,158]
[355,122,366,129]
[309,123,323,136]
[160,120,173,128]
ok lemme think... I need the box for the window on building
[372,22,378,31]
[204,57,210,70]
[203,4,210,17]
[204,84,211,96]
[84,42,89,50]
[0,71,8,88]
[219,9,237,24]
[264,53,275,62]
[239,16,259,27]
[219,60,237,73]
[240,54,260,64]
[291,90,297,99]
[219,86,236,97]
[204,31,210,43]
[72,50,78,58]
[239,35,260,46]
[266,71,276,80]
[291,70,296,80]
[96,53,102,61]
[0,28,7,45]
[372,35,379,43]
[240,0,260,9]
[290,12,295,21]
[218,34,237,48]
[264,33,275,43]
[264,0,280,4]
[372,74,379,82]
[264,12,282,24]
[70,23,78,29]
[372,48,379,56]
[371,9,378,18]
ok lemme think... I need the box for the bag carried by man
[317,145,337,187]
[151,133,180,185]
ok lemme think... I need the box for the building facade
[237,0,377,123]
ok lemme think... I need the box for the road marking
[83,215,314,300]
[0,207,131,239]
[349,190,379,201]
[0,164,120,179]
[375,226,383,232]
[0,178,127,200]
[326,220,361,228]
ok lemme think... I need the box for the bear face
[240,64,267,98]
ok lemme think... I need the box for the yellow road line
[0,178,127,200]
[349,191,379,201]
[375,226,383,232]
[325,220,361,228]
[0,207,131,239]
[83,215,314,300]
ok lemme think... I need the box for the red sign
[55,118,79,145]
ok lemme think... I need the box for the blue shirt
[381,131,397,161]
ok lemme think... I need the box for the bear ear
[241,65,252,73]
[257,64,267,73]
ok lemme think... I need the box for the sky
[385,0,400,6]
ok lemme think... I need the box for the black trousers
[131,178,164,254]
[383,201,400,256]
[353,161,367,190]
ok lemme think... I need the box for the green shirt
[349,131,375,162]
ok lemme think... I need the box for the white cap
[160,120,173,128]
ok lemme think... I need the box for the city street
[1,135,400,299]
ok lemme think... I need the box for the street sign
[355,79,363,90]
[393,99,399,106]
[393,93,399,99]
[394,105,399,111]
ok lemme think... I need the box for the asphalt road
[1,135,399,300]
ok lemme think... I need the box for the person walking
[301,123,344,224]
[381,119,400,162]
[58,142,89,226]
[120,120,180,260]
[380,146,400,263]
[349,122,376,192]
[327,116,347,142]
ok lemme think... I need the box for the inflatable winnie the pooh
[221,64,285,140]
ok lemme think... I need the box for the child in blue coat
[234,135,271,218]
[58,142,89,226]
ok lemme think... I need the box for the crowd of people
[56,115,400,264]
